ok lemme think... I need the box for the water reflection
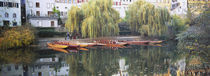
[0,43,209,76]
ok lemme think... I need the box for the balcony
[27,14,59,19]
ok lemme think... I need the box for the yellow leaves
[65,0,120,38]
[0,27,35,49]
[127,0,170,37]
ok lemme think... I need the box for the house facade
[0,0,21,27]
[24,0,192,27]
[25,0,59,27]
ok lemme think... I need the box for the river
[0,40,209,76]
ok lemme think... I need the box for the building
[145,0,188,16]
[171,0,188,16]
[0,0,21,27]
[0,64,24,76]
[24,0,191,27]
[25,0,59,27]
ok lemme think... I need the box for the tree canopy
[126,0,171,37]
[65,0,121,38]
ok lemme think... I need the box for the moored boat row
[47,40,163,53]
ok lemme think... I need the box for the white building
[171,0,188,16]
[25,0,188,27]
[112,0,137,18]
[0,64,24,76]
[25,0,59,27]
[0,0,21,27]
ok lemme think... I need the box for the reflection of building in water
[112,58,129,76]
[0,64,24,76]
[29,57,69,76]
[0,57,70,76]
[174,58,186,76]
[153,58,186,76]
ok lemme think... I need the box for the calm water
[0,42,209,76]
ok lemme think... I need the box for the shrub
[0,26,35,49]
[167,15,189,39]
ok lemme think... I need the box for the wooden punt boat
[47,43,68,49]
[104,42,128,47]
[126,41,163,45]
[48,47,69,53]
[76,43,96,47]
[126,41,149,44]
[79,48,88,51]
[148,41,163,44]
[53,41,96,48]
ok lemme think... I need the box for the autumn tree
[126,0,171,37]
[65,0,121,38]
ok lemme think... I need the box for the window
[36,2,40,8]
[36,11,40,16]
[60,12,63,16]
[8,2,12,7]
[13,13,16,18]
[3,2,8,7]
[13,22,17,26]
[7,66,11,71]
[16,3,19,8]
[0,1,3,7]
[51,21,54,27]
[15,65,19,70]
[48,11,53,16]
[5,12,9,18]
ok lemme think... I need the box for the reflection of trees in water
[124,45,183,76]
[66,49,120,76]
[65,42,209,76]
[0,48,36,64]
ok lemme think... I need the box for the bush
[38,30,66,37]
[167,15,189,39]
[176,8,210,50]
[0,26,35,49]
[36,27,66,37]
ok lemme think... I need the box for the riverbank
[35,36,143,50]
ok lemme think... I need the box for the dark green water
[0,42,209,76]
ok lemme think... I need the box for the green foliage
[53,7,60,17]
[0,48,36,64]
[65,6,83,34]
[65,0,120,38]
[0,26,35,49]
[168,15,188,39]
[36,27,66,37]
[126,0,171,37]
[177,8,210,50]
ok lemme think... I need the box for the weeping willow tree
[65,0,120,38]
[126,0,171,37]
[65,6,83,34]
